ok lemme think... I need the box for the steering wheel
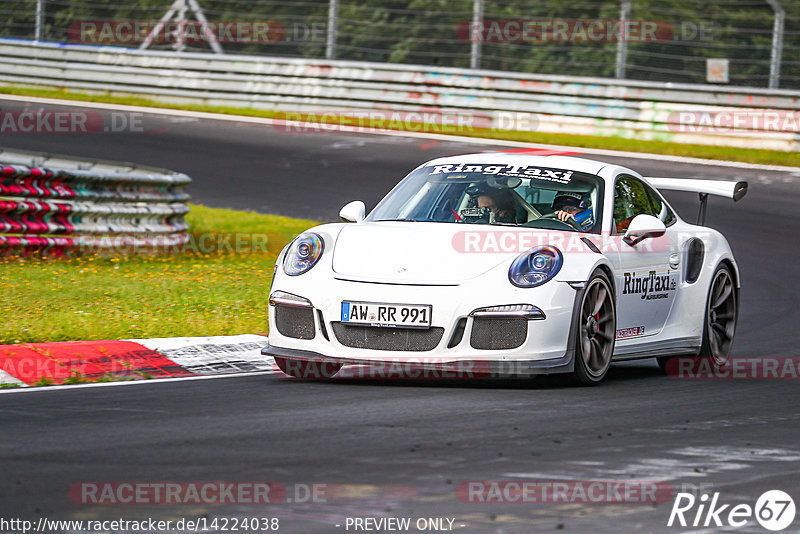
[537,213,583,231]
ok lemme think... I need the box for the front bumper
[262,341,574,376]
[264,274,581,376]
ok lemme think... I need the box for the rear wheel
[702,265,738,365]
[570,271,616,385]
[657,264,737,373]
[275,357,342,379]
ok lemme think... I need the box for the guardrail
[1,39,799,151]
[0,147,191,253]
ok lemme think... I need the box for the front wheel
[275,357,342,379]
[570,271,616,386]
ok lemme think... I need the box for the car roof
[419,153,616,177]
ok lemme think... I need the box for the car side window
[643,184,677,227]
[613,175,659,233]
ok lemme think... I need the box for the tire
[275,356,342,379]
[657,264,737,373]
[699,264,738,365]
[570,270,616,386]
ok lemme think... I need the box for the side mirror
[623,214,666,246]
[339,200,366,223]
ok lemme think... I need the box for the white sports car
[262,153,746,385]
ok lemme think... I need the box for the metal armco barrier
[0,147,191,253]
[1,39,800,151]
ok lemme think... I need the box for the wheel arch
[556,252,616,297]
[594,263,616,301]
[717,258,741,304]
[718,258,740,289]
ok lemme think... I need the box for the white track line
[0,369,278,395]
[2,93,799,173]
[0,335,275,394]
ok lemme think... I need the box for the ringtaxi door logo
[668,490,796,531]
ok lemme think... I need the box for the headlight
[508,246,563,287]
[283,233,324,276]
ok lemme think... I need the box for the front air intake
[275,306,316,339]
[470,317,527,350]
[332,323,444,351]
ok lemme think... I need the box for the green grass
[32,376,54,387]
[0,204,318,344]
[2,84,799,168]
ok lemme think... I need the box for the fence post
[187,0,224,54]
[766,0,784,89]
[615,0,631,79]
[34,0,45,42]
[326,0,339,59]
[470,0,484,69]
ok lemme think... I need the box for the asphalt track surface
[2,98,800,533]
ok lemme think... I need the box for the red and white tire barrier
[0,148,191,254]
[0,334,272,387]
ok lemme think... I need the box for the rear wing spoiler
[646,178,748,201]
[645,177,748,225]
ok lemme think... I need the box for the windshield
[367,161,604,232]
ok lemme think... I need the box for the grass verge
[2,85,799,168]
[0,204,317,344]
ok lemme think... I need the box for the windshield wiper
[375,218,417,222]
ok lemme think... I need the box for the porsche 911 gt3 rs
[262,153,747,385]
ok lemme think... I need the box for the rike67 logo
[668,490,796,531]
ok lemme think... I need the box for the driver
[552,192,594,231]
[476,191,516,224]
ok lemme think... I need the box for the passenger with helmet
[476,190,516,224]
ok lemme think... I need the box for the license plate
[341,301,431,328]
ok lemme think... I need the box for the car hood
[331,222,515,284]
